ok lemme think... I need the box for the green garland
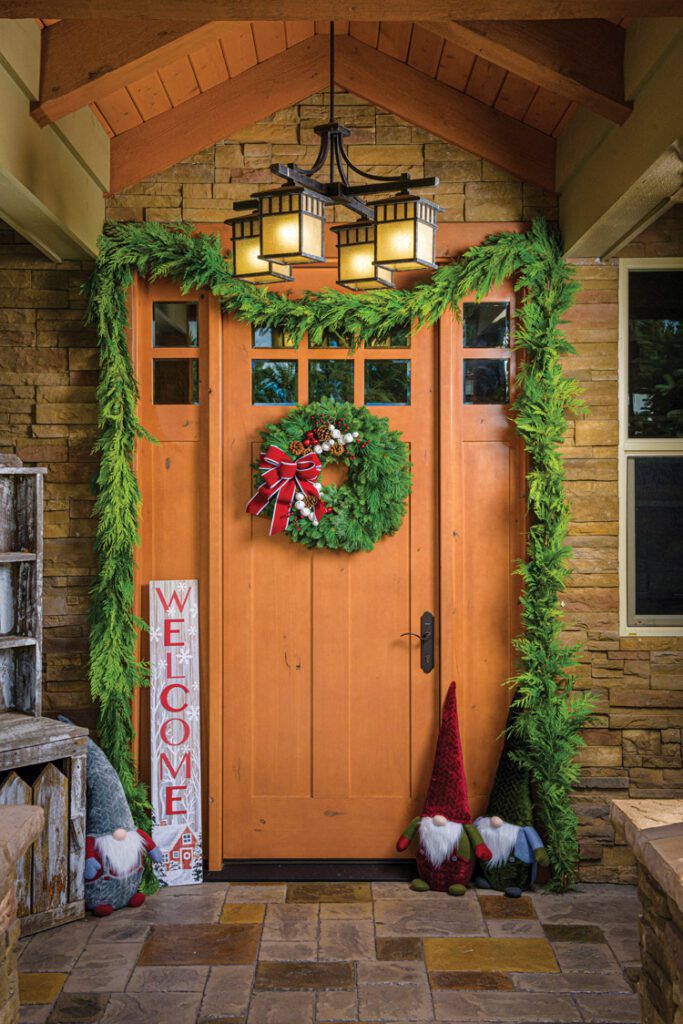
[252,399,412,552]
[84,217,593,891]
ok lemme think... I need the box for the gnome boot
[92,903,114,917]
[447,884,466,897]
[504,885,523,899]
[410,878,430,892]
[128,892,146,908]
[474,876,492,889]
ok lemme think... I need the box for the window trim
[618,257,683,636]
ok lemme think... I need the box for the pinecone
[330,442,345,456]
[316,425,332,443]
[304,493,319,508]
[289,440,305,456]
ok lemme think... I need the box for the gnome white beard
[95,830,145,877]
[419,817,464,868]
[475,817,521,868]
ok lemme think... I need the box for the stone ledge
[610,799,683,915]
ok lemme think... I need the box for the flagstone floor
[17,882,642,1024]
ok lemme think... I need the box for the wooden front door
[221,268,440,859]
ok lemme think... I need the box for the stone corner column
[0,805,45,1024]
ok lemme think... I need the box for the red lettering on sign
[160,683,189,713]
[165,652,185,679]
[160,751,191,782]
[155,587,192,614]
[164,784,187,816]
[164,619,184,646]
[160,718,190,746]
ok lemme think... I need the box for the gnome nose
[490,816,504,829]
[112,828,128,841]
[432,814,448,827]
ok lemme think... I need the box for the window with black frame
[624,267,683,628]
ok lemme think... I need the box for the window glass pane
[252,360,298,404]
[320,331,348,349]
[364,360,410,405]
[628,270,683,438]
[463,358,509,404]
[365,325,411,348]
[632,456,683,618]
[153,359,199,404]
[463,302,510,348]
[252,325,294,348]
[309,360,354,403]
[153,302,198,347]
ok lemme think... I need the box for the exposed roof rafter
[419,19,631,124]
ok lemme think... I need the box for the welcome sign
[149,579,202,886]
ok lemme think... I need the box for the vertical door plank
[68,753,86,902]
[31,763,68,914]
[0,772,33,916]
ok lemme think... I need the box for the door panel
[222,268,439,859]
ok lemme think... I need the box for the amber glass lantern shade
[258,188,328,265]
[372,195,440,271]
[333,221,394,291]
[229,215,293,283]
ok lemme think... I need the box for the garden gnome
[396,682,492,895]
[473,748,549,898]
[84,737,162,916]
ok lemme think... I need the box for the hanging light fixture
[226,22,441,289]
[227,213,293,283]
[332,221,394,290]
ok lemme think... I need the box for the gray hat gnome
[84,738,162,917]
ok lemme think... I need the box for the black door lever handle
[400,611,434,673]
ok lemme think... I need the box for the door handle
[401,610,434,674]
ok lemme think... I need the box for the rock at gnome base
[473,748,549,898]
[83,737,162,916]
[396,682,492,895]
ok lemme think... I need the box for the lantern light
[372,195,441,271]
[332,221,394,291]
[258,187,329,265]
[228,214,293,283]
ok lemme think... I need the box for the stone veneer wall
[0,89,680,880]
[635,864,683,1024]
[562,205,683,883]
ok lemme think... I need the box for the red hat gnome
[396,682,492,895]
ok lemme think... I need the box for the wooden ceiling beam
[419,19,631,124]
[1,2,680,18]
[333,35,556,192]
[33,19,217,125]
[109,35,329,193]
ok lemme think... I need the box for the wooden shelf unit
[0,457,88,934]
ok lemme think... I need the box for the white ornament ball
[295,491,304,501]
[331,428,341,439]
[353,431,359,439]
[314,444,323,454]
[295,500,305,510]
[322,442,330,452]
[314,482,322,492]
[344,433,353,444]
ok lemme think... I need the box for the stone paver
[16,881,641,1024]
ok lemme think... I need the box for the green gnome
[473,748,549,898]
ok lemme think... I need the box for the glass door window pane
[365,325,411,348]
[153,359,199,404]
[463,359,509,404]
[628,270,683,438]
[364,360,411,405]
[252,360,298,404]
[153,302,198,347]
[309,360,354,403]
[252,326,294,348]
[463,302,510,348]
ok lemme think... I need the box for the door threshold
[204,859,417,882]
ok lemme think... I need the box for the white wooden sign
[149,580,202,886]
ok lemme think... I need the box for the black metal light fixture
[226,23,441,289]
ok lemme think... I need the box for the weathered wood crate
[0,457,88,934]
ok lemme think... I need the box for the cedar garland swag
[84,217,594,892]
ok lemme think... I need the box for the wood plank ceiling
[32,17,634,194]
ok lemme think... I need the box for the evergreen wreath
[84,216,593,893]
[248,399,411,552]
